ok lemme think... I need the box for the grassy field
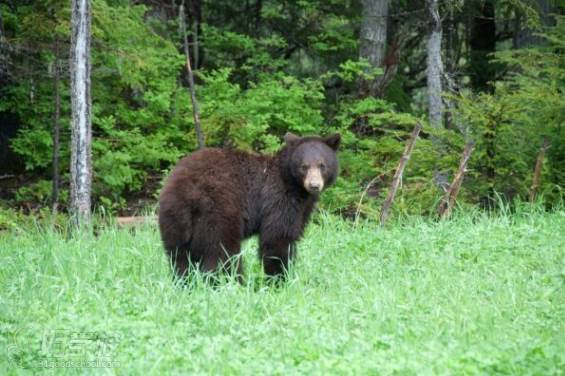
[1,209,564,375]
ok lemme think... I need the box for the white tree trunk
[70,0,92,225]
[359,0,388,95]
[360,0,388,68]
[426,0,444,129]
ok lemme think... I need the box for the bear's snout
[304,167,324,194]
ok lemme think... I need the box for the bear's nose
[307,182,321,192]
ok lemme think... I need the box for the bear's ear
[323,133,341,151]
[284,132,301,144]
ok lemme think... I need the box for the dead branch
[529,137,550,203]
[438,141,474,219]
[355,175,381,227]
[379,122,422,227]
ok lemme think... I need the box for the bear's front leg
[260,237,296,277]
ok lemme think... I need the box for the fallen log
[116,216,156,227]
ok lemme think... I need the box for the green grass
[1,209,564,374]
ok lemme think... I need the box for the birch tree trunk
[359,0,388,96]
[426,0,444,130]
[360,0,388,68]
[70,0,92,225]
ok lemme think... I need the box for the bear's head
[282,132,341,195]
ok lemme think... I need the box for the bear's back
[160,148,270,215]
[175,147,269,185]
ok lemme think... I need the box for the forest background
[0,0,563,221]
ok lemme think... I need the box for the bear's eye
[300,164,308,172]
[319,163,326,171]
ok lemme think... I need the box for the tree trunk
[445,5,458,79]
[188,0,202,69]
[254,0,262,35]
[0,10,5,77]
[359,0,389,96]
[0,9,4,37]
[180,0,205,149]
[438,142,474,219]
[70,0,92,225]
[529,138,549,203]
[513,0,553,49]
[380,123,422,227]
[443,4,459,130]
[52,38,61,213]
[469,0,495,93]
[192,22,199,70]
[426,0,444,130]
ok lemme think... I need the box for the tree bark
[529,138,549,203]
[180,0,205,150]
[52,38,61,213]
[380,122,422,227]
[438,142,474,219]
[359,0,389,96]
[426,0,444,130]
[70,0,92,226]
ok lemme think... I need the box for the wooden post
[380,122,422,227]
[180,0,205,150]
[529,137,549,203]
[438,141,474,219]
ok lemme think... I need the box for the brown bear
[158,132,340,280]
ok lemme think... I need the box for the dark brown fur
[158,133,340,280]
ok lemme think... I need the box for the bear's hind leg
[191,221,244,282]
